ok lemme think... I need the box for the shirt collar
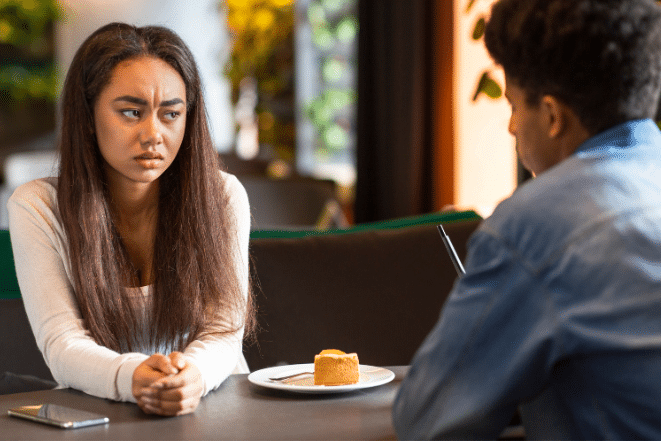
[574,118,661,155]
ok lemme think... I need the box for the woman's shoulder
[9,177,58,207]
[7,177,63,239]
[220,171,248,203]
[220,170,241,191]
[219,170,251,229]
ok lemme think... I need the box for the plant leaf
[466,0,477,13]
[472,17,486,40]
[482,77,502,98]
[473,71,503,101]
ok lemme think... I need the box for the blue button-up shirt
[393,119,661,439]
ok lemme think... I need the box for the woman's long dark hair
[57,22,254,353]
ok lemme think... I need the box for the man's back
[394,0,661,438]
[393,119,661,439]
[489,119,661,438]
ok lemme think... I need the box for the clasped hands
[132,352,203,416]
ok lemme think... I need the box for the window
[295,0,358,187]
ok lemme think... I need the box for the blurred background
[0,0,520,230]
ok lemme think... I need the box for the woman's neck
[108,178,160,286]
[109,180,159,227]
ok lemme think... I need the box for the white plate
[248,363,395,394]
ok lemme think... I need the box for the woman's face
[93,56,187,189]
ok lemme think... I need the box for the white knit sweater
[7,173,250,402]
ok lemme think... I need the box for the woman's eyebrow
[113,95,147,105]
[160,98,185,107]
[112,95,184,107]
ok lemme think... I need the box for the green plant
[469,0,661,108]
[466,0,502,101]
[0,0,60,106]
[302,0,357,158]
[223,0,296,162]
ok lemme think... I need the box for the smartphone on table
[8,404,109,429]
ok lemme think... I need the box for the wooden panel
[432,0,455,210]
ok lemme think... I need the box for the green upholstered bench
[0,230,20,300]
[249,209,480,239]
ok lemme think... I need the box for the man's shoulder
[475,176,568,269]
[480,149,661,268]
[482,166,581,236]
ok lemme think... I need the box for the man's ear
[541,95,564,139]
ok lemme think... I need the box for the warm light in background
[453,0,517,217]
[225,0,296,164]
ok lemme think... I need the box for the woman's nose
[140,115,164,146]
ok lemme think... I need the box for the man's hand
[133,352,204,416]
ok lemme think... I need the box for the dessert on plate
[314,349,360,386]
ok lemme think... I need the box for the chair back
[239,175,348,230]
[244,214,481,370]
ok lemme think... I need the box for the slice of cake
[314,349,360,386]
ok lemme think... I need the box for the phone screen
[8,404,109,429]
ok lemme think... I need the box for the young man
[392,0,661,438]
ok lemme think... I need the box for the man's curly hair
[485,0,661,135]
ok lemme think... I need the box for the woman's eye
[121,109,140,118]
[164,111,181,120]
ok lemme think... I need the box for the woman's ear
[541,95,564,139]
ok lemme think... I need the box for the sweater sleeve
[181,172,252,396]
[7,179,148,402]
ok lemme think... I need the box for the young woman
[7,23,254,416]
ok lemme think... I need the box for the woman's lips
[135,152,164,169]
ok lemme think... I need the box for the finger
[157,373,202,402]
[136,384,165,400]
[146,353,179,375]
[136,361,204,416]
[152,378,184,391]
[132,355,181,402]
[151,362,196,390]
[138,393,197,417]
[149,372,185,391]
[156,383,190,402]
[153,394,200,416]
[132,364,168,396]
[139,379,203,416]
[137,397,161,415]
[168,352,187,371]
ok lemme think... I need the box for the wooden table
[0,366,407,440]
